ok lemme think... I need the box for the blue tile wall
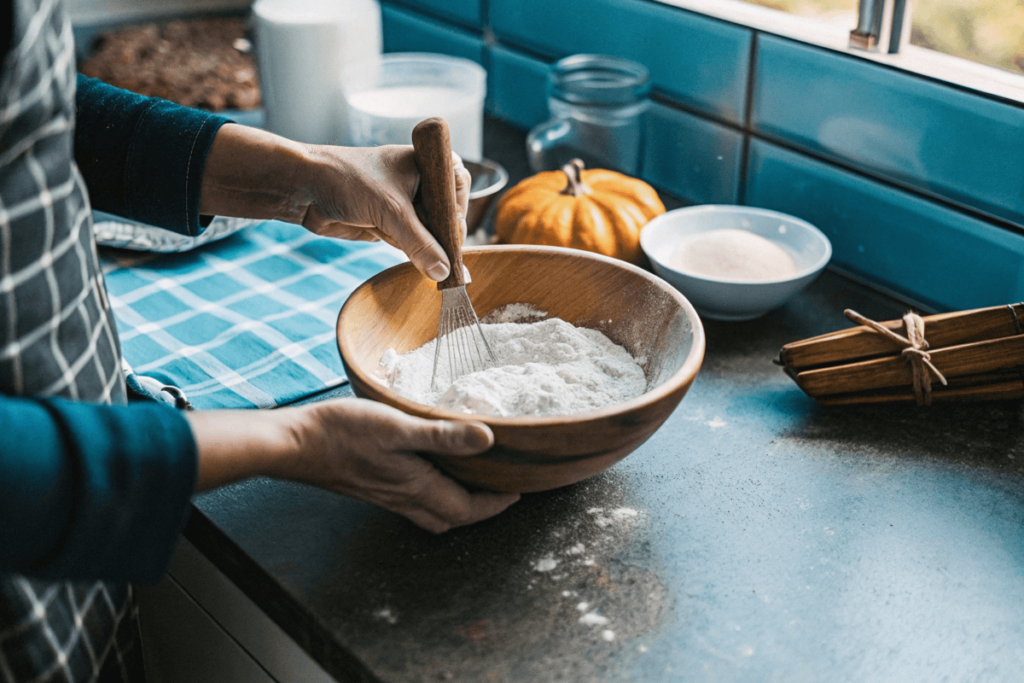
[380,0,482,31]
[745,139,1024,311]
[485,46,551,130]
[642,104,743,205]
[489,0,753,126]
[369,0,1024,311]
[752,35,1024,229]
[381,4,484,64]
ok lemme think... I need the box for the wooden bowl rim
[336,245,706,426]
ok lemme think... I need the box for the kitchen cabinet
[139,540,334,683]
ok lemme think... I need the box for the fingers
[382,196,452,282]
[452,153,471,243]
[420,419,494,456]
[388,417,518,533]
[374,144,452,281]
[362,403,492,456]
[299,145,459,281]
[370,409,519,531]
[304,399,517,532]
[396,469,520,533]
[405,487,521,534]
[310,201,443,266]
[389,150,468,281]
[452,154,470,214]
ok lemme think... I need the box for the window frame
[652,0,1024,105]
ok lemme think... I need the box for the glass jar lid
[547,54,651,107]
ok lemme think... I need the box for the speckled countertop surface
[186,118,1024,683]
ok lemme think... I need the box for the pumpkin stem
[559,159,591,197]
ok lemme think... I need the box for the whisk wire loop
[430,290,498,392]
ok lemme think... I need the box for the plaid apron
[1,0,144,681]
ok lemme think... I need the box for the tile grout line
[738,31,759,206]
[746,130,1024,239]
[379,0,486,38]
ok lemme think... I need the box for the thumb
[452,153,470,219]
[423,420,494,457]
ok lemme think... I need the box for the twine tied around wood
[844,309,949,405]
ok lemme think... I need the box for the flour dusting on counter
[377,314,646,417]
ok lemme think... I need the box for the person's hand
[200,125,472,282]
[298,145,472,282]
[287,398,518,532]
[187,398,520,533]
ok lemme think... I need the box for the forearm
[198,124,315,224]
[186,407,305,490]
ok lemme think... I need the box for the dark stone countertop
[186,118,1024,682]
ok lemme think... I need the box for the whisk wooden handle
[412,117,465,290]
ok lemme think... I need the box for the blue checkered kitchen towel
[99,220,405,409]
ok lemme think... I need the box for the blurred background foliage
[744,0,1024,75]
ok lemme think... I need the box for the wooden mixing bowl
[336,245,705,493]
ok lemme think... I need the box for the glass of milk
[341,53,486,161]
[253,0,382,145]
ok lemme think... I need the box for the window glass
[911,0,1024,76]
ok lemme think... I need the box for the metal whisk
[411,118,497,391]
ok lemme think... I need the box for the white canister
[342,53,486,161]
[253,0,382,145]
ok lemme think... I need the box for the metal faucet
[849,0,912,54]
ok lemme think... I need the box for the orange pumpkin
[494,159,665,264]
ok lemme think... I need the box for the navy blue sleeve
[74,74,232,237]
[0,395,199,584]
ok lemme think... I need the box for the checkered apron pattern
[1,0,142,681]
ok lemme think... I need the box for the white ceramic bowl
[463,159,509,234]
[640,205,832,321]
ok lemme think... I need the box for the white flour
[670,228,798,281]
[377,316,647,417]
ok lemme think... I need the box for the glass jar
[527,54,651,175]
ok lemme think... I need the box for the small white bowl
[640,205,832,321]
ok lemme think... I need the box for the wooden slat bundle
[779,304,1024,405]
